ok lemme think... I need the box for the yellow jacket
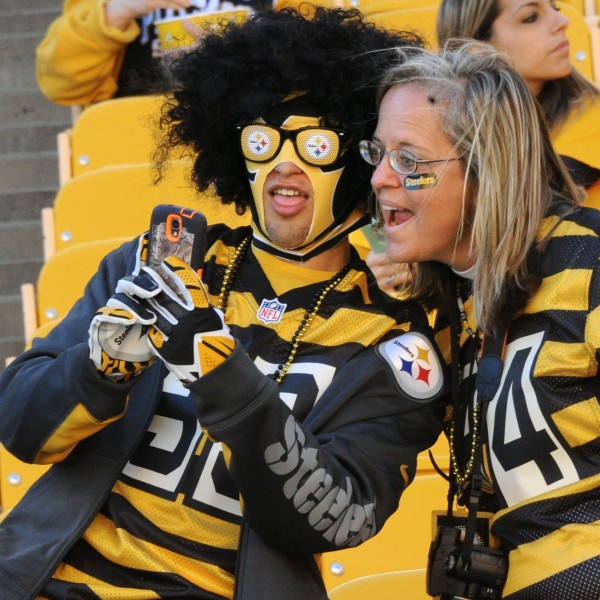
[553,98,600,210]
[36,0,141,106]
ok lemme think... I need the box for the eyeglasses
[237,123,350,168]
[359,139,461,175]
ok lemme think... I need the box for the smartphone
[147,204,207,274]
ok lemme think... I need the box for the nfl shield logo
[257,298,287,324]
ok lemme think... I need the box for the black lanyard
[459,330,506,562]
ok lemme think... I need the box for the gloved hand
[88,235,157,382]
[88,293,158,382]
[119,255,236,383]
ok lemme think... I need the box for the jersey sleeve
[0,239,140,463]
[188,329,447,554]
[35,0,139,105]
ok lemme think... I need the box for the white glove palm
[89,293,157,381]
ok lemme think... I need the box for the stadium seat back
[35,237,133,327]
[46,162,250,257]
[558,1,596,81]
[321,435,449,596]
[365,5,439,48]
[327,569,429,600]
[59,95,170,182]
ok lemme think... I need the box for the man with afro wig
[0,8,446,599]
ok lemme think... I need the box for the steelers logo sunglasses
[236,123,351,168]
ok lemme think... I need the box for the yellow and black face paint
[238,94,367,261]
[403,173,438,190]
[246,115,346,247]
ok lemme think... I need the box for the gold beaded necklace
[448,399,482,494]
[448,284,483,495]
[216,235,352,384]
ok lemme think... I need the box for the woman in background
[437,0,600,208]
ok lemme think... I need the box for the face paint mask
[239,110,367,262]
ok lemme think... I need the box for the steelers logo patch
[377,331,444,401]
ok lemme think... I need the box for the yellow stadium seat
[328,569,429,600]
[557,1,600,83]
[43,162,250,259]
[365,5,439,48]
[38,238,133,327]
[273,0,440,12]
[584,12,600,83]
[21,237,132,341]
[359,0,439,18]
[561,0,586,12]
[0,445,49,514]
[273,0,359,11]
[321,435,449,595]
[57,94,171,184]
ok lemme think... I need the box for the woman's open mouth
[381,203,413,227]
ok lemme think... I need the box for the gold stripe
[537,215,596,240]
[52,563,160,599]
[494,473,600,511]
[82,511,235,597]
[552,397,600,447]
[535,340,595,378]
[214,288,400,348]
[524,269,591,314]
[113,481,240,549]
[36,403,123,464]
[502,519,600,596]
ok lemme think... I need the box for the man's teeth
[274,189,301,196]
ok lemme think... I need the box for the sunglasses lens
[240,125,281,162]
[295,128,341,166]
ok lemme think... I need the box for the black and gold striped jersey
[37,226,444,599]
[436,209,600,600]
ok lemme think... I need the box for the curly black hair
[158,7,423,215]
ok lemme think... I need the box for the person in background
[362,38,600,599]
[0,9,446,599]
[36,0,271,105]
[437,0,600,208]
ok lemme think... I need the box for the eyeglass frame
[358,139,461,175]
[236,123,351,167]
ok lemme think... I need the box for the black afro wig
[158,7,424,215]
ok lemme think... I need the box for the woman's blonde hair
[378,41,581,334]
[436,0,600,132]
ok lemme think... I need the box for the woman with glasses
[362,41,600,599]
[437,0,600,209]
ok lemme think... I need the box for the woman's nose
[371,156,401,193]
